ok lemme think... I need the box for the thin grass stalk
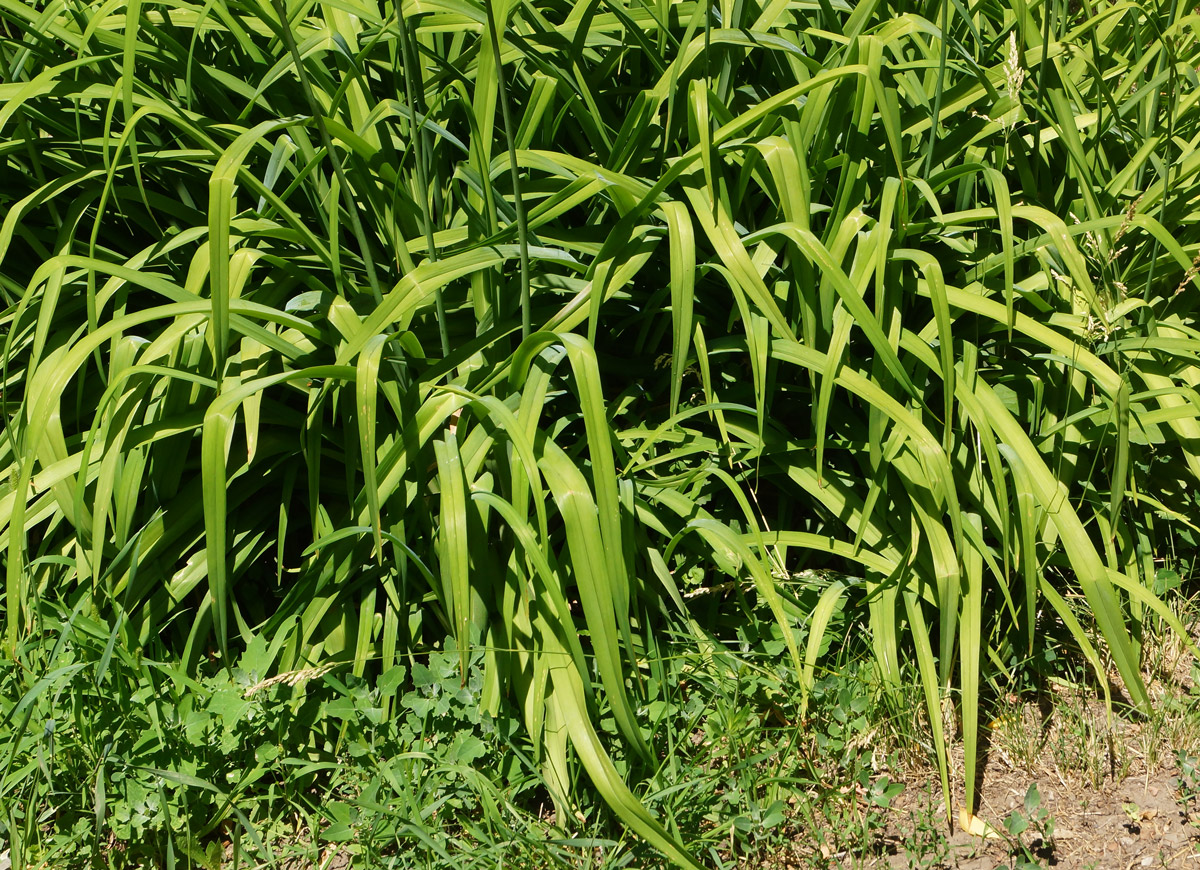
[923,0,951,177]
[483,0,531,339]
[1032,0,1053,192]
[268,0,383,305]
[1144,21,1184,302]
[394,2,450,357]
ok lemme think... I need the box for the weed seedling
[901,783,951,869]
[1176,750,1200,824]
[1003,784,1055,868]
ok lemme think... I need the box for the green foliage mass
[3,0,1200,864]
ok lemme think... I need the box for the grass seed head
[243,664,336,697]
[1005,31,1026,100]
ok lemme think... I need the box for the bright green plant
[4,0,1200,865]
[901,784,953,870]
[1004,784,1055,869]
[1177,749,1200,824]
[0,602,573,868]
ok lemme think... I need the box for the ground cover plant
[3,0,1200,864]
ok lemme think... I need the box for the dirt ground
[878,768,1200,868]
[868,693,1200,869]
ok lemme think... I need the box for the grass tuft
[3,0,1200,865]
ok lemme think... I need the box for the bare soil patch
[877,765,1200,868]
[869,660,1200,868]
